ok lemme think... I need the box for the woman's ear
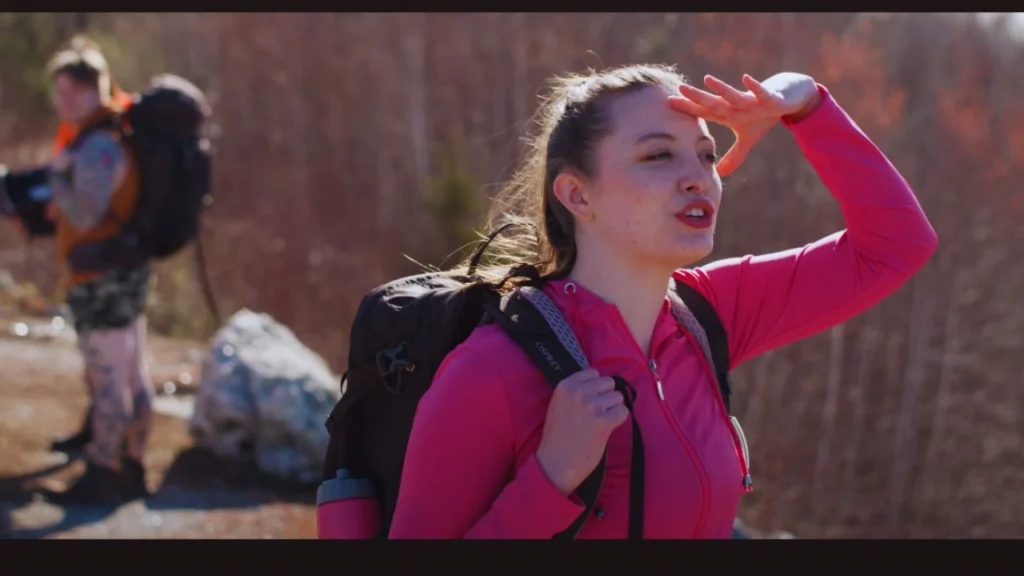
[552,172,595,222]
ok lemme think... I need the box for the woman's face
[50,73,98,124]
[564,85,723,270]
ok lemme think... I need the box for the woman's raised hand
[669,72,822,177]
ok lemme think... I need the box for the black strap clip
[376,342,415,394]
[614,378,638,409]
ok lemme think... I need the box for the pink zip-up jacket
[388,85,938,539]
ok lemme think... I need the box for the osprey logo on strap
[501,285,591,371]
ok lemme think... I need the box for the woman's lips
[675,199,715,229]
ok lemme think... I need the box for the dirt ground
[0,298,785,540]
[0,306,318,539]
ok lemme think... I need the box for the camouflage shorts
[65,265,151,334]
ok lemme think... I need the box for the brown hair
[46,35,117,99]
[460,63,689,288]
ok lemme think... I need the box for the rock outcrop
[189,309,340,484]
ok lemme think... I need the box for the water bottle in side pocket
[316,469,380,539]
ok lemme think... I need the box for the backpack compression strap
[668,279,732,413]
[486,286,645,540]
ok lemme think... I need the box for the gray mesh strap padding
[501,285,712,376]
[667,289,715,370]
[506,286,590,370]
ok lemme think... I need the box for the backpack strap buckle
[376,342,415,394]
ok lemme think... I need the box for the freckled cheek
[617,201,666,249]
[598,174,666,242]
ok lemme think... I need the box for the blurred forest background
[0,12,1022,538]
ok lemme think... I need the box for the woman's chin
[628,232,715,271]
[670,232,714,265]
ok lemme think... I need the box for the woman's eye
[644,151,718,164]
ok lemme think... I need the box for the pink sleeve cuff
[781,83,838,130]
[493,454,586,538]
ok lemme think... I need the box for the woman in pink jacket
[388,64,938,539]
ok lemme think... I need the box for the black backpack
[322,238,736,540]
[64,74,212,273]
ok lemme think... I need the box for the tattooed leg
[123,315,153,462]
[82,362,97,429]
[75,335,98,404]
[80,323,139,471]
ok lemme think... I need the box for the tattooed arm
[49,131,127,231]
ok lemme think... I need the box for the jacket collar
[542,277,681,358]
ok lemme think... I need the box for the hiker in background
[0,36,136,459]
[45,41,136,460]
[385,65,937,538]
[33,36,153,505]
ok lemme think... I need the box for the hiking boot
[50,406,93,455]
[119,457,149,500]
[44,461,125,506]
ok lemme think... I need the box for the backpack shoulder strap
[486,285,644,540]
[489,286,590,381]
[668,278,733,413]
[485,287,600,539]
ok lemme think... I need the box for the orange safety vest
[46,90,138,292]
[51,90,134,154]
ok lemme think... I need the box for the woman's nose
[678,170,711,195]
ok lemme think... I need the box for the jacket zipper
[648,357,712,539]
[676,327,754,495]
[731,417,752,490]
[564,288,734,537]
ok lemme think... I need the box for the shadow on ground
[6,502,120,539]
[0,503,8,538]
[0,458,122,539]
[144,446,316,511]
[0,447,316,539]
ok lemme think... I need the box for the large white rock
[189,309,341,484]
